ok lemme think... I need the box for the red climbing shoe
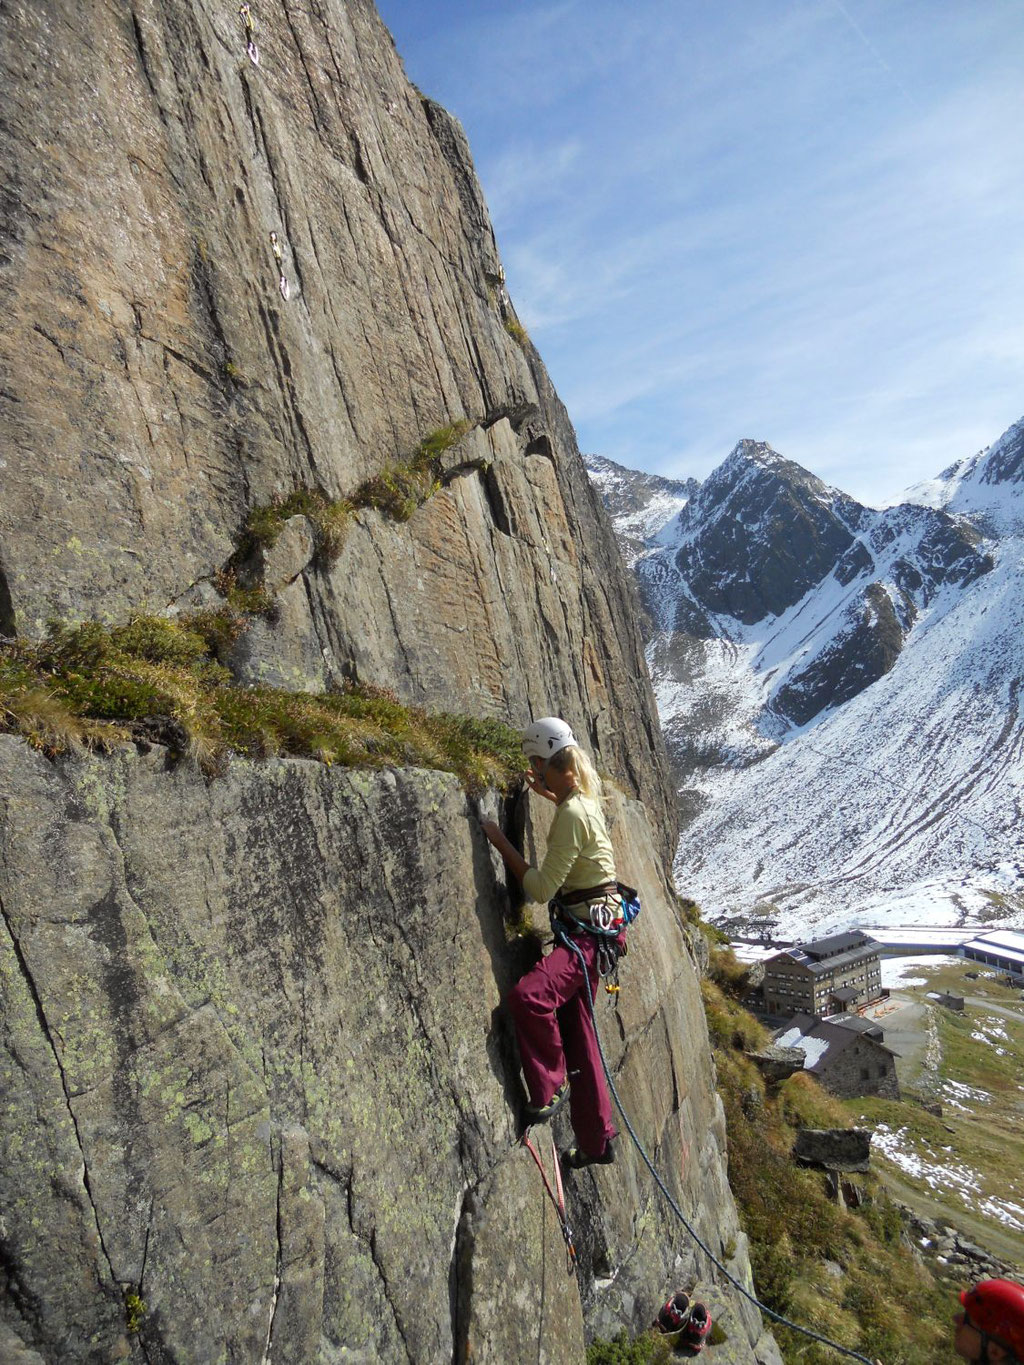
[680,1301,712,1351]
[655,1289,692,1333]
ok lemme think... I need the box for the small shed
[926,991,965,1013]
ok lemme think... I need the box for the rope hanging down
[556,929,880,1365]
[522,1128,577,1276]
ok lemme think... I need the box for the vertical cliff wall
[1,1,779,1360]
[0,740,779,1363]
[0,0,674,847]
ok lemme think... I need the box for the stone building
[762,930,882,1016]
[774,1015,900,1100]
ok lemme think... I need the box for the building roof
[964,930,1024,967]
[771,940,881,977]
[831,986,860,1002]
[868,927,977,949]
[803,930,875,960]
[772,1016,895,1074]
[975,929,1024,951]
[783,1011,884,1039]
[829,1015,884,1038]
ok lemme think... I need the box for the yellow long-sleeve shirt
[521,791,617,905]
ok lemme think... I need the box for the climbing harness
[269,231,290,300]
[238,3,259,66]
[522,1128,577,1275]
[549,881,641,990]
[559,930,880,1365]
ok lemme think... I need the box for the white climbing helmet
[522,717,577,762]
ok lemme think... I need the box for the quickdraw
[521,1128,576,1275]
[269,231,290,300]
[239,3,259,66]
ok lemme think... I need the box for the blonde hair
[549,744,603,800]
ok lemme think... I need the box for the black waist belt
[557,881,618,909]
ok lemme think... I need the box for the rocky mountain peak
[666,441,868,627]
[725,437,786,470]
[585,453,697,565]
[972,415,1024,487]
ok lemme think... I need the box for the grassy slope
[846,959,1024,1263]
[699,948,954,1365]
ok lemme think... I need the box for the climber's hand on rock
[480,819,501,844]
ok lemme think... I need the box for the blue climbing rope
[557,929,879,1365]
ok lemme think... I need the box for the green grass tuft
[504,317,530,348]
[351,421,472,522]
[213,570,278,622]
[230,422,475,582]
[586,1329,668,1364]
[233,488,354,570]
[124,1290,146,1333]
[0,617,524,790]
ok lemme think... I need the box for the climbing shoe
[560,1141,615,1172]
[655,1290,692,1333]
[680,1301,712,1351]
[525,1077,569,1123]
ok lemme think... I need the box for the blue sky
[375,0,1024,506]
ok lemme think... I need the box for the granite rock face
[0,0,675,855]
[0,737,775,1363]
[0,0,775,1358]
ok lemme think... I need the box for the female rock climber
[480,717,624,1171]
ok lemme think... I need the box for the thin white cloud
[381,0,1024,502]
[822,0,918,105]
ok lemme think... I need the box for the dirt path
[874,1166,1024,1269]
[964,995,1024,1025]
[862,996,933,1085]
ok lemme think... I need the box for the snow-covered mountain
[585,454,697,566]
[588,421,1024,939]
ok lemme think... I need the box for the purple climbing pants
[507,931,620,1158]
